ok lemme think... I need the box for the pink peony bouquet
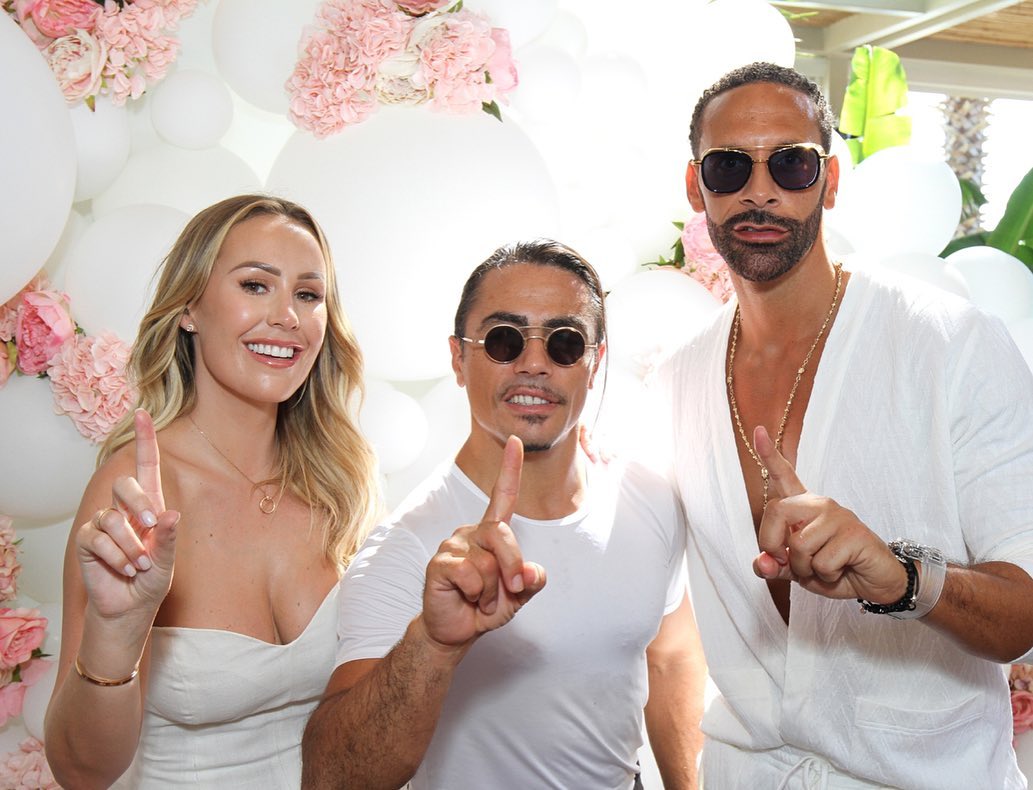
[647,213,734,303]
[0,738,59,790]
[1,270,135,443]
[1011,663,1033,738]
[287,0,518,138]
[3,0,200,108]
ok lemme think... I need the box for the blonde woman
[44,195,380,788]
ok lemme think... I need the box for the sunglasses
[459,324,597,366]
[691,143,828,194]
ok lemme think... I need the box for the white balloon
[508,45,582,122]
[469,0,558,49]
[605,268,722,378]
[212,0,321,114]
[173,0,220,73]
[151,70,234,150]
[70,100,131,202]
[91,144,261,218]
[947,246,1033,324]
[561,227,641,292]
[874,251,970,299]
[63,204,190,341]
[1008,317,1033,375]
[360,381,429,475]
[587,366,671,470]
[831,146,962,258]
[44,206,92,288]
[14,519,70,604]
[0,376,98,524]
[267,105,560,381]
[0,15,76,303]
[531,9,588,59]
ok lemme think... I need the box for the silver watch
[887,539,949,620]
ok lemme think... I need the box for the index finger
[483,435,523,525]
[134,408,165,513]
[753,425,806,499]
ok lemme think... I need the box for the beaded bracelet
[74,655,139,687]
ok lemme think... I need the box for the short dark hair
[453,239,606,343]
[689,62,836,157]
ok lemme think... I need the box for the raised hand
[75,409,179,620]
[752,426,908,605]
[422,435,547,649]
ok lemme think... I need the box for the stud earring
[186,324,195,332]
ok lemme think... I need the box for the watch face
[890,540,947,564]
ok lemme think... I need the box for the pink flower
[680,212,734,303]
[485,28,517,95]
[93,0,185,105]
[14,289,75,376]
[0,346,14,390]
[31,0,100,39]
[0,518,21,603]
[48,331,136,443]
[0,609,46,671]
[395,0,449,15]
[0,737,59,790]
[44,28,109,104]
[0,273,51,343]
[1013,689,1033,735]
[1011,663,1033,692]
[412,10,499,114]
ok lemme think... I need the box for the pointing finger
[483,435,523,526]
[754,425,806,499]
[134,409,165,514]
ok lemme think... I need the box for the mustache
[721,209,799,231]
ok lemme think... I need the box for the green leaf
[837,45,911,164]
[957,177,988,215]
[482,101,502,122]
[987,165,1033,269]
[940,232,988,258]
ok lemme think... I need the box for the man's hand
[421,435,547,650]
[752,426,908,606]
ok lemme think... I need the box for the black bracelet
[857,553,918,615]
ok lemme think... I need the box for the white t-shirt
[336,458,687,790]
[657,266,1033,789]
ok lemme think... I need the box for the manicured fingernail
[511,574,524,593]
[140,510,157,528]
[137,555,152,571]
[123,564,137,577]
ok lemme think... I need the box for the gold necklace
[188,415,286,515]
[727,262,843,508]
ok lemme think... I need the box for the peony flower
[0,609,46,671]
[681,212,734,303]
[484,28,517,95]
[374,50,428,105]
[411,10,498,114]
[394,0,449,16]
[31,0,100,39]
[44,28,108,104]
[48,331,136,443]
[0,737,59,790]
[0,273,51,343]
[14,289,75,376]
[0,517,21,603]
[1011,663,1033,692]
[1013,689,1033,735]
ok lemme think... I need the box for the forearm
[645,655,705,790]
[924,561,1033,662]
[302,616,466,790]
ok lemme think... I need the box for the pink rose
[44,28,108,104]
[0,737,59,790]
[1013,689,1033,735]
[680,212,734,303]
[0,682,28,727]
[0,609,47,671]
[14,290,75,375]
[31,0,100,38]
[48,332,137,443]
[0,273,51,343]
[485,28,517,96]
[0,518,21,603]
[394,0,449,15]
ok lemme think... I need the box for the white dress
[112,586,338,789]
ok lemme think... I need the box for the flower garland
[286,0,518,139]
[649,212,735,302]
[0,514,57,789]
[3,0,201,109]
[0,271,135,444]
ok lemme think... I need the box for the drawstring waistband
[776,754,831,790]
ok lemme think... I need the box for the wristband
[75,655,139,687]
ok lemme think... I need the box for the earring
[186,324,195,332]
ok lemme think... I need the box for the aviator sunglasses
[691,142,829,194]
[460,324,597,366]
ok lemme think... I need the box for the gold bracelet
[74,655,139,687]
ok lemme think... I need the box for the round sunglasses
[691,143,828,194]
[459,324,597,366]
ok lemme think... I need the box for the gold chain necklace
[188,415,286,515]
[727,262,843,508]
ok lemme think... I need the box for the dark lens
[701,150,752,193]
[768,146,821,190]
[546,328,586,366]
[483,325,524,363]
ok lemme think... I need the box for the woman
[44,195,381,788]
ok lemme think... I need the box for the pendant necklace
[188,415,286,515]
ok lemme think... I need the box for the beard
[707,193,825,283]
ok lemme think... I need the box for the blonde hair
[100,194,380,567]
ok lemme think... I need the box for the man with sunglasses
[303,240,705,789]
[656,61,1033,787]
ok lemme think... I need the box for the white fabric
[658,267,1033,790]
[335,459,686,790]
[112,586,339,789]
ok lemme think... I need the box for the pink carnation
[44,27,109,104]
[412,11,500,113]
[93,0,183,105]
[0,609,46,671]
[394,0,449,15]
[48,331,136,443]
[14,289,75,376]
[1013,689,1033,736]
[0,737,59,790]
[0,517,21,603]
[681,212,734,303]
[31,0,100,39]
[0,273,51,343]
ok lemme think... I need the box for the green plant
[838,45,912,165]
[942,165,1033,269]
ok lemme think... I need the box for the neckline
[450,462,594,526]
